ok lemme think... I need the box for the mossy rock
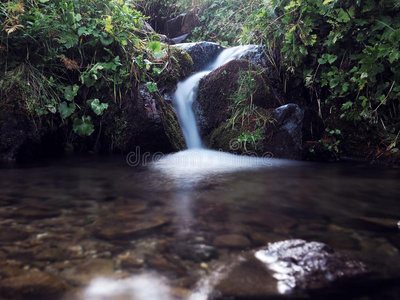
[156,93,186,151]
[156,46,193,89]
[196,59,270,139]
[209,121,241,152]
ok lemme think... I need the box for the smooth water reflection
[0,155,399,299]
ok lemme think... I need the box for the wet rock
[0,227,30,243]
[215,239,369,299]
[10,205,62,219]
[164,11,201,38]
[238,45,285,105]
[147,255,187,276]
[60,258,114,286]
[175,42,224,72]
[102,47,191,154]
[0,108,41,163]
[118,251,144,270]
[0,269,69,300]
[169,243,218,263]
[213,234,251,249]
[196,59,270,138]
[0,261,25,279]
[93,214,170,241]
[171,33,190,44]
[263,104,304,160]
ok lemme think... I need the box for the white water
[173,45,257,149]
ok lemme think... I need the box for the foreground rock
[215,239,369,299]
[175,42,224,72]
[0,269,69,300]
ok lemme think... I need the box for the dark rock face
[264,104,304,160]
[196,59,270,139]
[238,45,285,106]
[164,11,201,38]
[215,239,369,299]
[0,109,41,162]
[175,42,224,72]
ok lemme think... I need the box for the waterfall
[173,45,256,149]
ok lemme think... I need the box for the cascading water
[173,45,256,149]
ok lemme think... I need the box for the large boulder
[238,45,285,106]
[195,59,271,140]
[103,85,186,153]
[263,104,304,160]
[214,239,370,299]
[175,42,224,72]
[164,11,201,38]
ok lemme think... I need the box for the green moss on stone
[157,93,186,151]
[156,46,193,88]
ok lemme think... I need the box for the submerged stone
[213,234,251,249]
[169,243,218,263]
[0,227,30,243]
[60,258,114,286]
[0,269,69,300]
[93,215,170,241]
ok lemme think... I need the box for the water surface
[0,155,399,299]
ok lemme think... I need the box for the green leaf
[78,26,88,36]
[59,102,76,119]
[100,33,114,46]
[64,85,79,101]
[146,82,158,93]
[341,101,353,110]
[73,116,95,136]
[86,99,109,116]
[327,54,338,64]
[148,41,162,52]
[75,13,82,22]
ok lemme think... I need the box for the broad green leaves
[73,116,95,136]
[87,99,109,115]
[59,102,76,119]
[64,85,79,101]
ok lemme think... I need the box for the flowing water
[1,46,400,299]
[172,45,256,149]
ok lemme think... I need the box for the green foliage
[241,0,400,153]
[73,115,95,136]
[237,128,264,152]
[0,0,187,142]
